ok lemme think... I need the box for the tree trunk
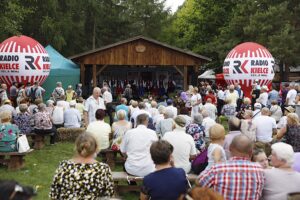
[92,19,96,49]
[284,62,290,81]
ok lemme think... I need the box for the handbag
[17,135,30,153]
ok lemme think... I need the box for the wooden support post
[80,63,85,84]
[184,65,188,91]
[92,64,97,87]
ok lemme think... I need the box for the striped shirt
[198,157,265,200]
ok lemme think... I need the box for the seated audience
[240,110,257,142]
[277,106,295,129]
[253,107,276,143]
[262,142,300,199]
[221,99,236,119]
[269,100,282,123]
[163,116,197,173]
[185,114,206,152]
[75,97,85,118]
[28,98,42,115]
[115,98,129,121]
[0,99,16,117]
[120,114,158,177]
[140,140,188,200]
[111,110,132,151]
[50,134,114,199]
[156,109,175,137]
[52,101,65,129]
[148,100,159,119]
[0,110,19,152]
[130,102,151,127]
[202,109,216,142]
[205,124,226,170]
[251,148,269,169]
[45,100,55,116]
[198,135,265,200]
[153,105,165,126]
[86,109,111,152]
[63,100,81,128]
[252,103,262,119]
[276,113,300,152]
[13,104,32,135]
[166,99,177,118]
[33,103,57,145]
[223,117,241,159]
[0,180,36,200]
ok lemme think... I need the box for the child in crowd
[205,124,226,170]
[251,148,270,169]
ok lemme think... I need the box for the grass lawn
[0,141,138,200]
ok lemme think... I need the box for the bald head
[229,135,253,158]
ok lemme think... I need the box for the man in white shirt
[252,103,262,119]
[201,109,216,141]
[253,107,277,143]
[256,86,269,107]
[166,99,177,118]
[102,87,113,125]
[286,82,297,106]
[120,114,158,177]
[202,98,217,120]
[86,109,111,152]
[130,102,151,127]
[225,85,239,108]
[163,116,197,173]
[64,100,81,128]
[84,87,106,125]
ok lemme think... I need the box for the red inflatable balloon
[223,42,275,98]
[0,35,50,86]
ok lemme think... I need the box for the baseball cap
[254,103,262,109]
[69,100,76,106]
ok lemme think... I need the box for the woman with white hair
[276,113,300,152]
[262,142,300,200]
[111,109,132,151]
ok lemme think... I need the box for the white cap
[254,103,262,109]
[69,100,76,106]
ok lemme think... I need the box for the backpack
[30,87,38,101]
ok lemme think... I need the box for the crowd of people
[0,80,300,200]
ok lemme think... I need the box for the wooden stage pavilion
[69,36,211,93]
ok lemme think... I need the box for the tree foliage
[162,0,300,72]
[0,0,169,56]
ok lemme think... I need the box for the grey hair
[158,105,166,114]
[271,142,294,166]
[164,109,174,119]
[117,109,126,120]
[193,114,203,124]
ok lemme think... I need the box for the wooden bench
[112,171,198,195]
[27,133,47,150]
[0,149,34,170]
[99,149,125,170]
